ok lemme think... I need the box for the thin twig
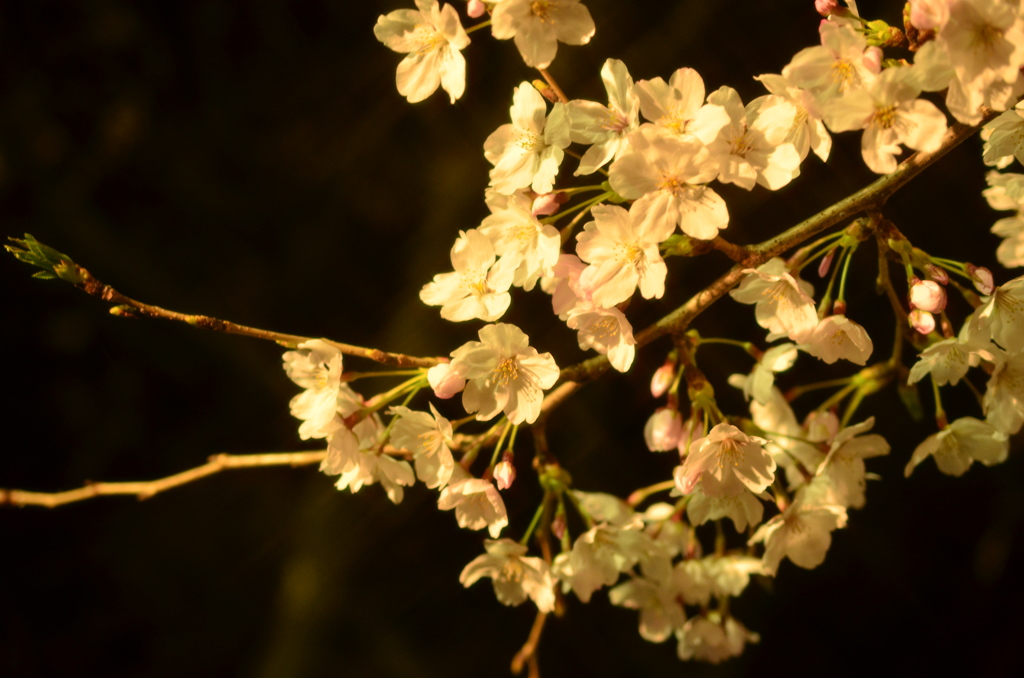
[17,254,441,369]
[511,611,549,677]
[1,451,328,508]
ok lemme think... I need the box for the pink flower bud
[967,264,994,295]
[862,46,883,73]
[644,407,683,452]
[832,299,847,316]
[531,192,566,216]
[815,0,841,17]
[818,247,836,277]
[466,0,486,18]
[494,460,516,490]
[650,362,675,398]
[909,309,936,334]
[427,362,466,399]
[550,512,567,541]
[675,419,706,458]
[924,264,949,285]
[909,278,947,312]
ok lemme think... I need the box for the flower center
[516,131,543,152]
[501,558,524,583]
[530,0,554,22]
[410,24,445,54]
[829,59,859,93]
[493,358,520,386]
[591,316,619,340]
[461,270,489,295]
[872,104,898,130]
[658,173,687,195]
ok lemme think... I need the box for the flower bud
[531,191,568,216]
[427,361,466,399]
[818,247,836,277]
[466,0,486,18]
[909,277,947,312]
[909,309,936,334]
[494,460,516,490]
[815,0,841,17]
[924,264,949,285]
[650,362,675,398]
[832,299,847,316]
[967,264,994,295]
[644,407,683,452]
[863,46,883,73]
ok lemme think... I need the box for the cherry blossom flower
[420,229,516,322]
[491,0,595,69]
[784,20,881,103]
[438,469,509,537]
[823,66,947,174]
[729,342,799,406]
[634,67,729,141]
[747,388,827,491]
[389,403,456,489]
[749,498,848,575]
[937,0,1024,125]
[484,81,571,195]
[675,613,759,664]
[575,203,668,308]
[450,323,560,424]
[800,314,874,365]
[813,417,890,509]
[981,104,1024,167]
[565,302,637,372]
[983,348,1024,434]
[609,575,685,643]
[754,72,832,162]
[908,330,992,387]
[703,86,802,190]
[905,416,1009,477]
[568,58,640,175]
[684,485,765,532]
[552,524,651,602]
[609,126,727,242]
[478,192,561,291]
[728,258,818,342]
[460,539,555,611]
[677,423,775,498]
[374,0,471,104]
[969,275,1024,352]
[283,339,351,440]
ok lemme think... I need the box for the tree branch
[1,451,327,508]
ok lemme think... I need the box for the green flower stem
[836,242,858,305]
[543,191,613,225]
[345,369,425,381]
[626,479,676,507]
[520,498,548,546]
[464,19,491,34]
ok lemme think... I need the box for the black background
[2,1,1022,676]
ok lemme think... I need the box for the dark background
[2,1,1022,676]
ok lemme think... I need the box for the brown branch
[511,611,549,677]
[537,68,569,104]
[1,451,327,508]
[60,261,441,368]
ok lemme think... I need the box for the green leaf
[6,233,83,284]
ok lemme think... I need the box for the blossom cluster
[289,0,1024,669]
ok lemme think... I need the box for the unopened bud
[466,0,486,18]
[532,191,568,216]
[494,459,516,490]
[550,512,567,541]
[832,299,847,316]
[815,0,841,17]
[863,45,883,72]
[644,407,683,452]
[427,361,466,399]
[924,264,949,285]
[650,362,675,398]
[967,264,995,295]
[818,247,836,277]
[909,309,936,334]
[909,278,947,312]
